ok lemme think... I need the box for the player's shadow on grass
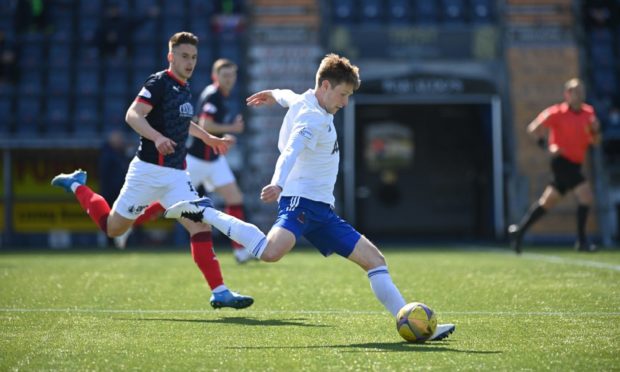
[119,317,329,328]
[229,342,500,354]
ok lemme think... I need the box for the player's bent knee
[259,248,284,263]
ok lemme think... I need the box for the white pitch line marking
[0,308,619,316]
[479,247,620,272]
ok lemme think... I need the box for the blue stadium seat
[162,0,186,18]
[360,0,384,24]
[189,17,211,41]
[50,13,74,42]
[75,68,99,96]
[20,42,45,69]
[387,0,412,24]
[78,16,99,42]
[75,46,100,70]
[73,96,99,136]
[162,17,186,39]
[133,43,158,68]
[46,96,70,135]
[592,68,618,96]
[103,67,128,96]
[47,68,72,96]
[0,94,12,133]
[16,97,41,136]
[332,0,356,24]
[80,0,103,16]
[18,71,43,95]
[413,0,439,24]
[590,42,616,67]
[189,0,214,16]
[48,42,72,68]
[442,0,467,23]
[102,96,128,131]
[132,19,157,43]
[134,0,158,14]
[470,0,494,24]
[218,44,241,65]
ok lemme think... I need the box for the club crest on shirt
[179,102,194,117]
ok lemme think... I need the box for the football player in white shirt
[165,54,455,340]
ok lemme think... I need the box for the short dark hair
[168,32,198,52]
[316,53,360,90]
[212,58,237,75]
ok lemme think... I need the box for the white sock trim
[70,183,80,193]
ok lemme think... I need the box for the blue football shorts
[274,196,362,258]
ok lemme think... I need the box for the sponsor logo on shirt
[179,102,194,117]
[299,127,313,140]
[138,87,151,99]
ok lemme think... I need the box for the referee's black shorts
[550,155,585,195]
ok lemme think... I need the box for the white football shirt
[271,89,340,206]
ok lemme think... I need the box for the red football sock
[225,204,246,249]
[74,185,110,234]
[133,202,165,226]
[190,231,224,290]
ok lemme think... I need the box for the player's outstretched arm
[189,121,232,155]
[246,90,277,107]
[247,89,299,108]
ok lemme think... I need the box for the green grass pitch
[1,246,619,370]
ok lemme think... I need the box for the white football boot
[428,323,456,341]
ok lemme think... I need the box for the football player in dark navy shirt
[185,59,254,263]
[51,32,255,309]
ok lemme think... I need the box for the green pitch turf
[1,246,619,370]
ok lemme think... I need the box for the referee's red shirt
[539,102,596,164]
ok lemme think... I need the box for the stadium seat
[442,0,467,23]
[134,0,158,14]
[590,42,616,67]
[76,68,100,96]
[50,13,74,42]
[72,96,99,136]
[189,17,211,41]
[162,0,186,18]
[102,96,128,132]
[592,68,619,96]
[0,94,12,133]
[16,97,41,136]
[189,0,214,16]
[103,67,128,96]
[387,0,412,24]
[133,43,159,68]
[47,68,72,96]
[20,42,45,69]
[75,46,100,69]
[46,96,71,135]
[162,17,186,39]
[413,0,439,24]
[48,42,72,68]
[80,0,102,16]
[360,0,384,24]
[132,19,157,43]
[470,0,494,24]
[78,16,99,42]
[18,71,43,96]
[332,0,356,24]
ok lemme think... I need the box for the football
[396,302,437,342]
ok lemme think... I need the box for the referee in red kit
[509,78,602,253]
